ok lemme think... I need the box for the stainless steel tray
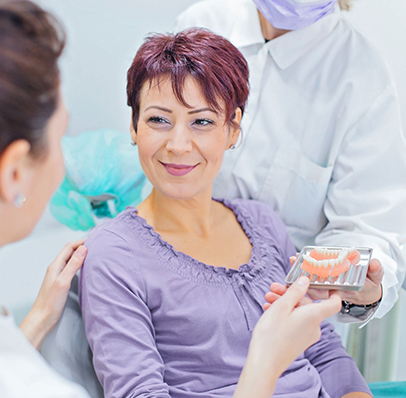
[285,246,372,291]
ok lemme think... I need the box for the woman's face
[134,76,240,200]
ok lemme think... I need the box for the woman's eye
[193,118,213,127]
[148,116,169,124]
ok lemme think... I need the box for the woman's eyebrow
[188,108,218,115]
[145,106,172,113]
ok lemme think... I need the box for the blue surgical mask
[253,0,337,30]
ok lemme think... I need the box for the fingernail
[76,246,86,257]
[296,276,309,286]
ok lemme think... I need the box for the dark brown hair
[0,0,65,157]
[127,28,249,131]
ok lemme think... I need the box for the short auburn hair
[127,28,249,131]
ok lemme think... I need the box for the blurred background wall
[0,0,405,380]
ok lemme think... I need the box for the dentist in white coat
[175,0,406,323]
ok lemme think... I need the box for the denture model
[301,247,361,278]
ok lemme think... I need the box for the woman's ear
[228,107,243,147]
[0,140,31,204]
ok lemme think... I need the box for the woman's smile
[160,161,199,176]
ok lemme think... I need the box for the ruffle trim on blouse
[124,198,275,286]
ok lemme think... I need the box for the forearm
[19,309,49,350]
[342,393,372,398]
[234,356,278,398]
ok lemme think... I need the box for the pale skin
[133,77,251,269]
[132,76,371,398]
[257,8,383,307]
[0,93,87,350]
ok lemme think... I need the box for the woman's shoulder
[84,207,179,269]
[84,207,155,261]
[86,207,137,243]
[220,198,289,237]
[221,198,296,268]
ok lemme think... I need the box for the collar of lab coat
[230,1,342,70]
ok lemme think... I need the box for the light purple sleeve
[79,228,171,398]
[304,321,372,398]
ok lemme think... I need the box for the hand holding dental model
[19,240,87,350]
[235,276,342,398]
[269,253,383,309]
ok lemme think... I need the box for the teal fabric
[50,129,147,231]
[369,381,406,397]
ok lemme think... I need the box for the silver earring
[14,193,26,208]
[229,144,236,150]
[131,141,136,146]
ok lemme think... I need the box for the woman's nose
[166,126,193,155]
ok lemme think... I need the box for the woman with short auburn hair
[80,28,371,398]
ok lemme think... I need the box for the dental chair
[40,274,103,398]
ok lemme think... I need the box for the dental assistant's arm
[19,239,87,350]
[315,83,406,320]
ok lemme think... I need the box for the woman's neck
[137,187,220,237]
[257,10,290,41]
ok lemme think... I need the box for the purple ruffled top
[79,198,370,398]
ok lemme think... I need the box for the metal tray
[285,246,372,291]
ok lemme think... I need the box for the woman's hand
[263,256,316,309]
[234,276,341,398]
[19,239,87,350]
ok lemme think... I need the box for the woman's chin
[155,185,211,201]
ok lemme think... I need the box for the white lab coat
[175,0,406,320]
[0,310,89,398]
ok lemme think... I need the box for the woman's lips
[160,162,198,176]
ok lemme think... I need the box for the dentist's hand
[234,276,341,398]
[19,239,87,350]
[339,258,383,305]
